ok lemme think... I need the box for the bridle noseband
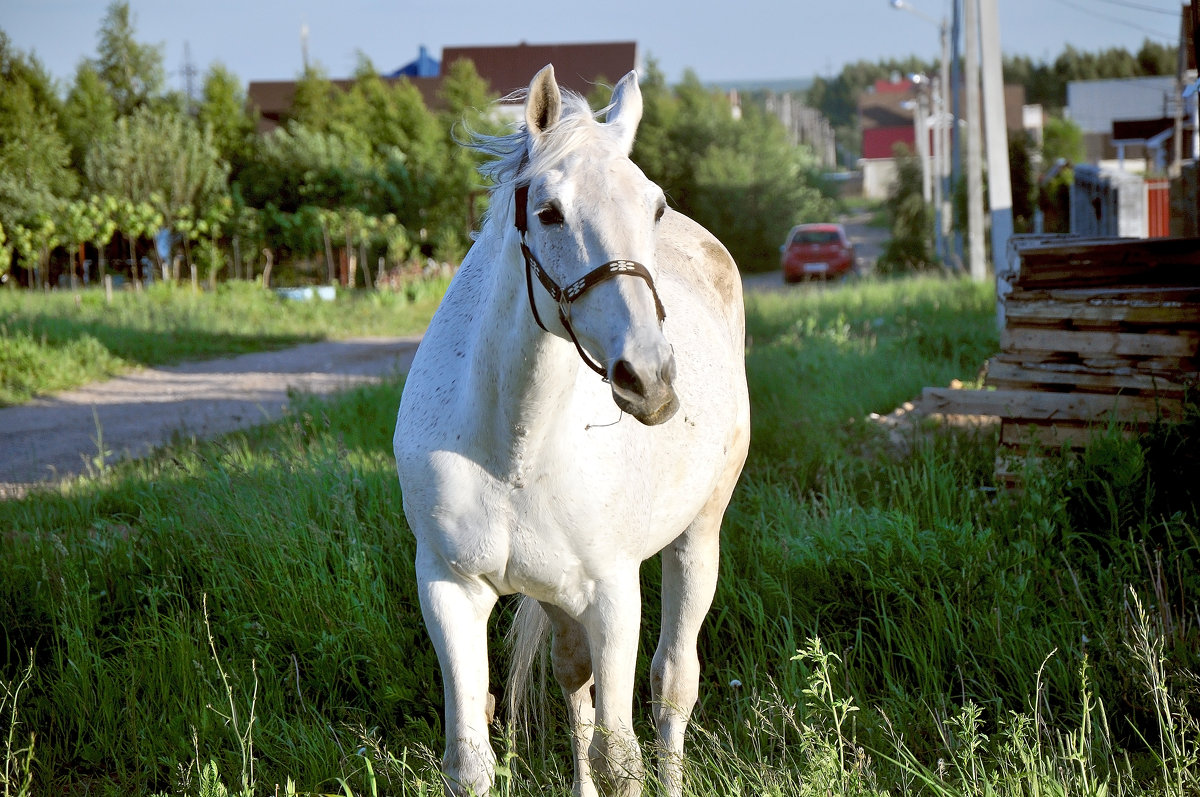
[514,183,667,377]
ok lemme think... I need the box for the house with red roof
[857,76,1027,200]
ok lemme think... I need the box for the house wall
[859,159,899,200]
[1071,165,1148,238]
[1067,77,1178,135]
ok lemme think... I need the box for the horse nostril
[610,359,643,397]
[660,352,677,386]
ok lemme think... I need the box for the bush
[877,145,937,275]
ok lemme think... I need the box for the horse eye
[537,206,564,226]
[654,203,666,223]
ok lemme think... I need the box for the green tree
[241,121,377,213]
[0,79,75,225]
[343,57,472,251]
[92,0,165,115]
[112,198,163,283]
[225,194,262,280]
[438,57,495,128]
[58,199,98,288]
[289,64,341,132]
[1038,117,1084,234]
[879,145,935,274]
[259,202,323,263]
[175,194,232,286]
[60,61,118,171]
[198,63,256,177]
[10,214,61,289]
[692,102,834,270]
[1005,40,1177,111]
[1136,39,1176,76]
[84,105,228,263]
[82,193,120,281]
[1042,116,1085,166]
[0,220,12,280]
[0,30,61,115]
[629,59,681,189]
[1009,131,1036,234]
[0,32,76,274]
[634,68,834,271]
[433,58,497,249]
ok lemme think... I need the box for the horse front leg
[584,571,646,797]
[651,498,726,797]
[417,549,499,796]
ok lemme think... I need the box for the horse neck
[471,220,582,451]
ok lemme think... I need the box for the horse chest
[427,429,660,563]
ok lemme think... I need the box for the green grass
[0,279,449,406]
[2,274,1198,796]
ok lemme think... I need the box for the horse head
[516,65,679,426]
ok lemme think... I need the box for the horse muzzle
[609,352,679,426]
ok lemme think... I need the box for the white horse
[394,65,750,797]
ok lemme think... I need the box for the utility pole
[301,21,310,71]
[964,0,986,282]
[911,83,932,204]
[889,0,953,266]
[950,0,964,270]
[937,17,952,268]
[979,0,1012,291]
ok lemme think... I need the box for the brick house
[247,41,640,133]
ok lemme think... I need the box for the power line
[1092,0,1179,16]
[1047,0,1176,41]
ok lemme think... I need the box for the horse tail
[505,595,550,746]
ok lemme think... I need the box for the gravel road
[0,337,420,498]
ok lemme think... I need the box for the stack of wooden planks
[922,235,1200,487]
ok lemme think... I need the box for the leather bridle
[514,183,667,377]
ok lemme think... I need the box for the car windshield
[792,230,839,245]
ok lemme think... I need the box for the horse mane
[463,87,619,230]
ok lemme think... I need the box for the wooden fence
[923,235,1200,487]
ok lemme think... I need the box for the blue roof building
[388,45,440,78]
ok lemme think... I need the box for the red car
[780,223,857,282]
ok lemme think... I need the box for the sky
[0,0,1186,92]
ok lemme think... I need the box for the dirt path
[0,337,421,498]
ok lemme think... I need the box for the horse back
[656,209,745,339]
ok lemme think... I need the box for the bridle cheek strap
[514,184,667,378]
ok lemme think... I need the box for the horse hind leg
[541,603,600,797]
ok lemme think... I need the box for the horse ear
[525,64,562,138]
[605,70,643,154]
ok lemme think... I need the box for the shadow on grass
[22,315,321,367]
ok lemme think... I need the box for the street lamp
[889,0,954,267]
[890,0,937,26]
